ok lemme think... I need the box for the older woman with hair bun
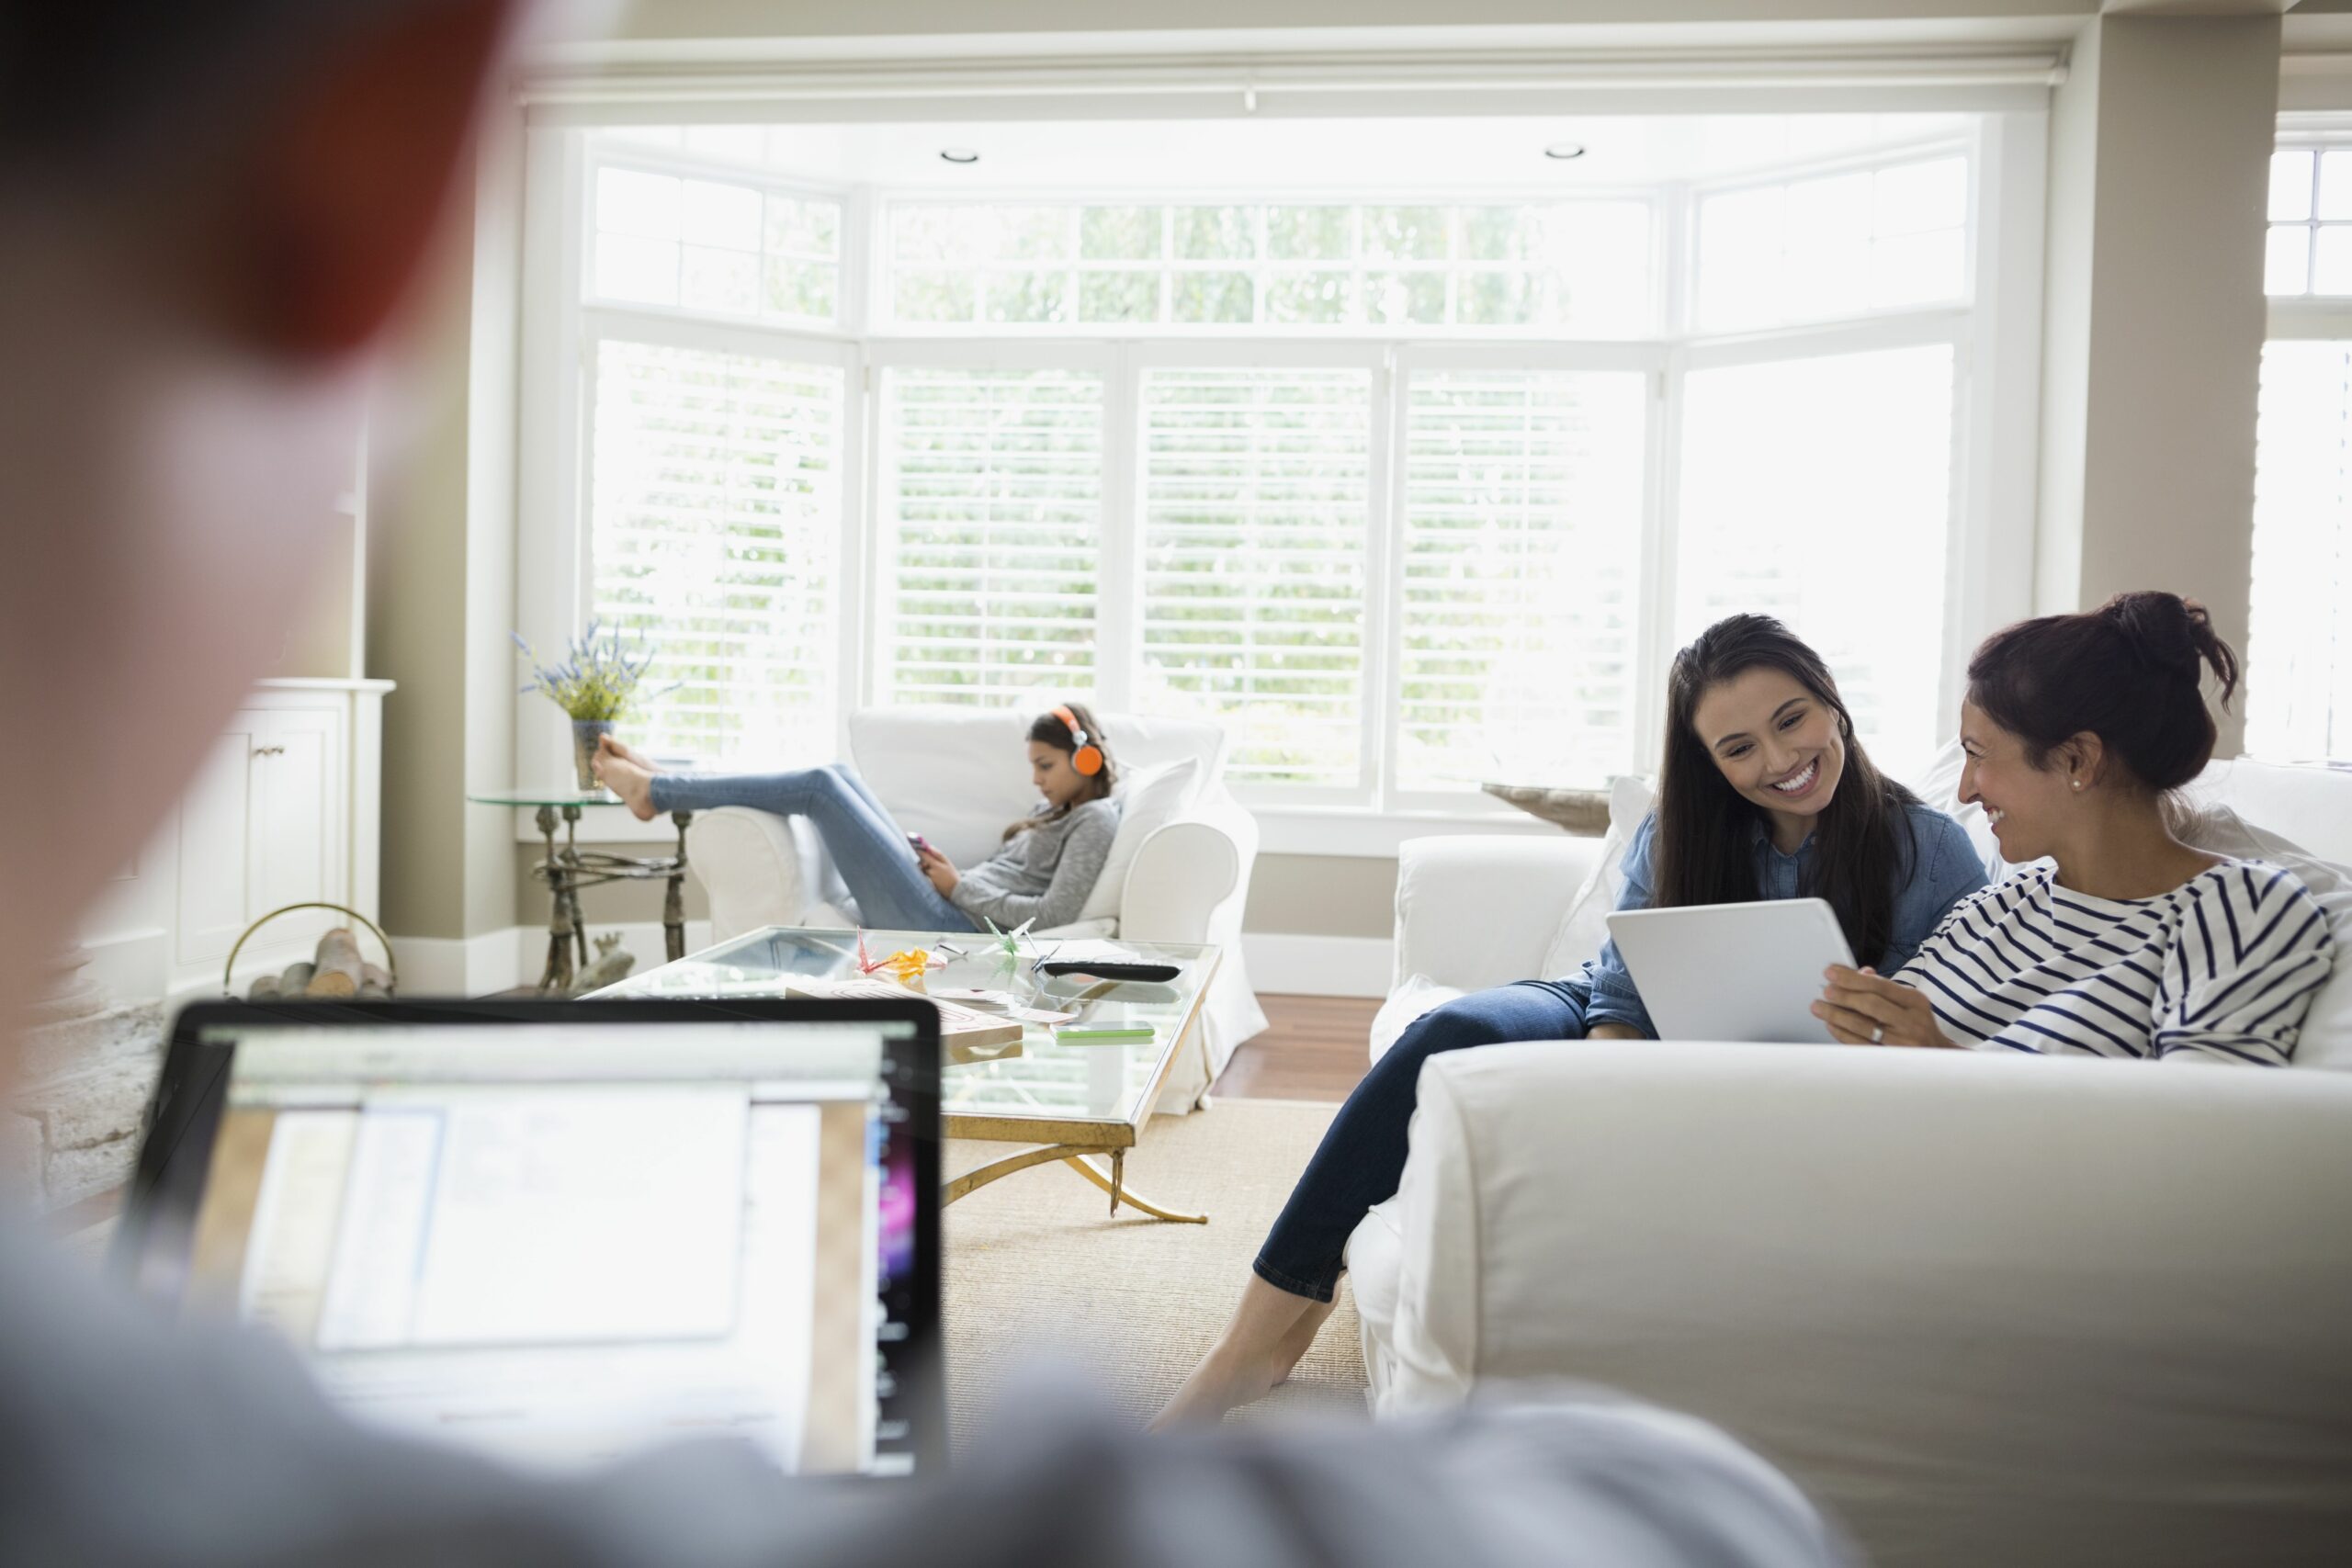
[1816,592,2335,1066]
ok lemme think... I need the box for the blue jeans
[1252,979,1594,1303]
[650,764,980,934]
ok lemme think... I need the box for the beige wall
[1243,855,1398,939]
[369,229,479,940]
[369,136,524,943]
[2035,13,2279,755]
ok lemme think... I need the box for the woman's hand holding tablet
[1813,965,1957,1048]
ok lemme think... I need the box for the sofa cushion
[2165,802,2352,1070]
[1535,774,1654,981]
[1078,756,1203,924]
[851,707,1036,865]
[848,706,1229,867]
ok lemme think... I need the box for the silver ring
[1870,1025,1884,1044]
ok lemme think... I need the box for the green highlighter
[1053,1024,1155,1043]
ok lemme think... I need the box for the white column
[2036,12,2282,754]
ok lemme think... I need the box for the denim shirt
[1577,801,1989,1039]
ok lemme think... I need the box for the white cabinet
[82,679,391,1002]
[174,696,355,980]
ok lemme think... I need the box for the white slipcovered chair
[684,706,1266,1111]
[1348,756,2352,1567]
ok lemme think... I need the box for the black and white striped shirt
[1894,860,2335,1066]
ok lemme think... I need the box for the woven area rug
[942,1096,1367,1443]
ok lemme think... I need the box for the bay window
[521,114,2027,832]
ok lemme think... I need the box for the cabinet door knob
[254,744,285,758]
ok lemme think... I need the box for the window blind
[877,367,1103,706]
[1397,370,1648,793]
[1677,344,1956,778]
[589,337,843,763]
[1140,367,1372,788]
[2248,341,2352,762]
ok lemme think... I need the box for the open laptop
[112,997,942,1479]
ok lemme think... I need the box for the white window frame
[514,115,2045,855]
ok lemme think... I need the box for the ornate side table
[467,788,694,994]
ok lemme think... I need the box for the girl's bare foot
[591,749,660,821]
[1150,1279,1336,1430]
[595,732,661,772]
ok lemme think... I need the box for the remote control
[1035,960,1181,982]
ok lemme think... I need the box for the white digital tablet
[1604,897,1857,1043]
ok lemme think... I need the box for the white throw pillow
[2168,802,2352,1070]
[1906,735,2005,878]
[1076,756,1204,924]
[1535,774,1656,980]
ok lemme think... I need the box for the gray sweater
[948,797,1122,930]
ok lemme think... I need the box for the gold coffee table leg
[944,1144,1083,1204]
[1059,1153,1207,1225]
[944,1144,1209,1224]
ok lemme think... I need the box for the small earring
[2070,779,2083,791]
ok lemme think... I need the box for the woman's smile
[1766,756,1823,800]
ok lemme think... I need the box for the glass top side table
[467,788,694,994]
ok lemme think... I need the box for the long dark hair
[1003,701,1117,840]
[1965,592,2239,793]
[1651,615,1922,967]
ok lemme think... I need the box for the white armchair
[1349,758,2352,1566]
[685,707,1266,1111]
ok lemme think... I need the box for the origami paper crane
[855,929,948,985]
[982,916,1037,961]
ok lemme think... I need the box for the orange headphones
[1053,705,1104,776]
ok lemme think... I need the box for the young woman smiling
[1152,615,1987,1429]
[1816,593,2334,1065]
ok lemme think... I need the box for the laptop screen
[115,999,940,1479]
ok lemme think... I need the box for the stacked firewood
[244,928,392,1000]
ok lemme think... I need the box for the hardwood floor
[1209,993,1378,1103]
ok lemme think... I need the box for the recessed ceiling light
[940,147,979,164]
[1544,142,1588,162]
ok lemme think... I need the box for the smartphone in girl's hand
[909,832,933,859]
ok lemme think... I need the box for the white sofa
[1348,757,2352,1567]
[684,706,1266,1110]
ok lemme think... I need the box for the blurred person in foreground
[0,4,1846,1563]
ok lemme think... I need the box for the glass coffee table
[601,926,1222,1224]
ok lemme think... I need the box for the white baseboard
[1240,932,1392,998]
[391,920,715,998]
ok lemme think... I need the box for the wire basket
[222,902,398,998]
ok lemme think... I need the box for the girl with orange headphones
[592,702,1122,933]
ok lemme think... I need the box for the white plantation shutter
[1140,367,1373,788]
[1676,344,1956,777]
[878,367,1103,705]
[1397,370,1648,793]
[589,336,843,763]
[2248,341,2352,761]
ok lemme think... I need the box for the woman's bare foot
[591,748,660,821]
[1150,1279,1337,1430]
